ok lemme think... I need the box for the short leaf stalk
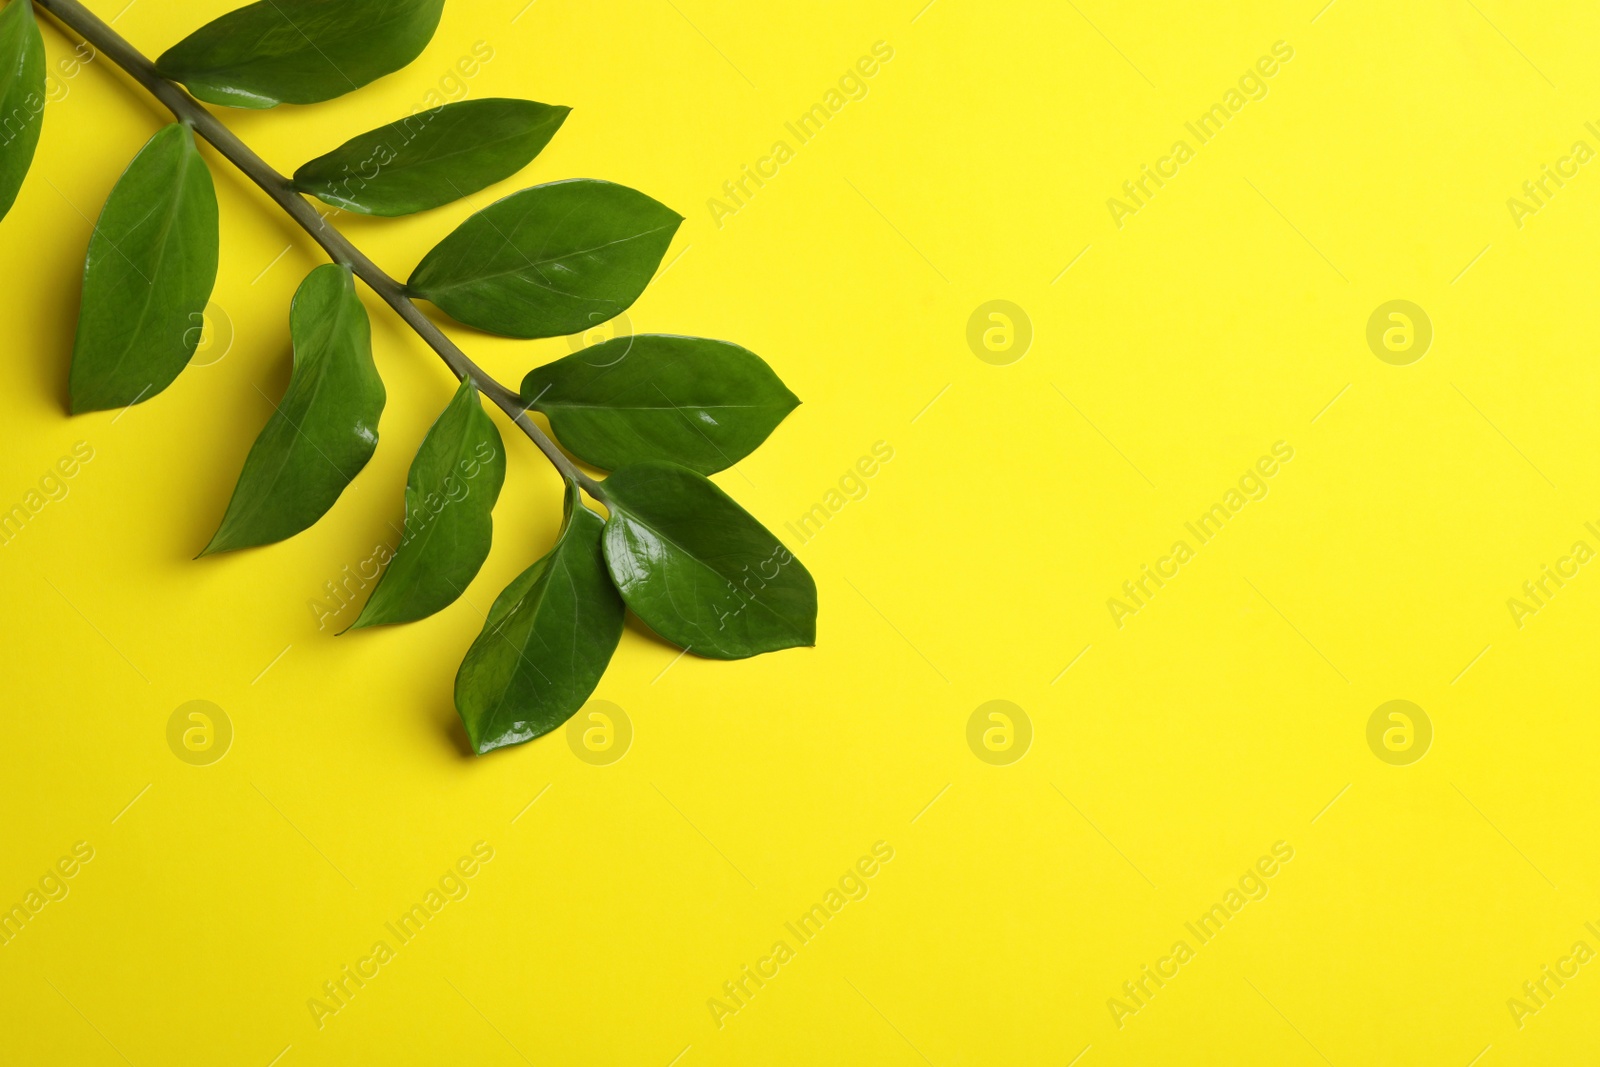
[33,0,606,501]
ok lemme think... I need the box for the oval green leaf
[454,484,625,754]
[293,98,570,217]
[407,179,682,339]
[522,334,799,475]
[351,378,506,629]
[601,462,816,659]
[0,0,45,221]
[203,264,385,554]
[69,124,219,414]
[154,0,444,109]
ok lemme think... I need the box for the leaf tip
[65,383,110,417]
[196,525,240,559]
[341,604,386,634]
[462,724,500,757]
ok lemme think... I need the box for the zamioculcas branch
[7,0,817,753]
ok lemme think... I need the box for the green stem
[32,0,606,501]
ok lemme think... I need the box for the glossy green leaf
[407,179,682,339]
[154,0,444,109]
[454,483,625,754]
[69,124,219,414]
[203,265,385,554]
[351,378,506,629]
[602,462,816,659]
[293,98,570,217]
[0,0,45,221]
[521,334,798,475]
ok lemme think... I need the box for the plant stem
[32,0,607,501]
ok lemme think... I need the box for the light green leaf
[454,483,625,754]
[601,461,816,659]
[155,0,444,109]
[522,334,799,475]
[351,378,505,628]
[203,264,385,554]
[0,0,45,221]
[407,178,682,339]
[293,98,569,217]
[69,123,218,414]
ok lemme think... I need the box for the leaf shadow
[177,345,293,559]
[46,277,81,416]
[436,699,476,759]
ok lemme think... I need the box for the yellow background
[3,0,1600,1063]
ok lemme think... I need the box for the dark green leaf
[601,462,816,659]
[351,378,505,628]
[407,179,682,339]
[0,0,45,221]
[155,0,444,109]
[69,124,219,414]
[293,98,570,217]
[203,264,385,554]
[522,334,798,475]
[454,483,625,754]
